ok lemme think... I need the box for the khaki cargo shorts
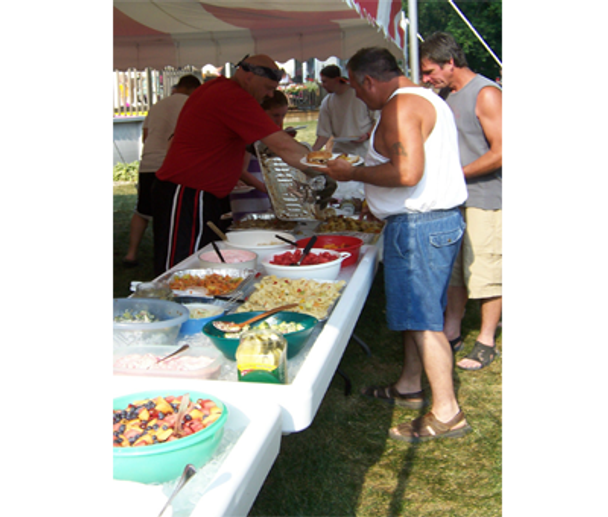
[449,207,502,299]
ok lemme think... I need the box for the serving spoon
[157,463,197,517]
[206,221,228,241]
[293,235,317,266]
[211,241,226,263]
[212,303,299,333]
[174,392,190,438]
[146,344,190,370]
[274,234,299,246]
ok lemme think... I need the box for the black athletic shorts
[151,178,231,276]
[134,172,156,219]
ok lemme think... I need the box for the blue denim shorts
[383,208,465,332]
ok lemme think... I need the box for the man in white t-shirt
[122,74,201,267]
[312,65,376,199]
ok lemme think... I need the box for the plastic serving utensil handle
[150,344,190,368]
[295,235,317,265]
[274,234,298,246]
[206,221,227,241]
[211,241,226,262]
[213,303,299,332]
[174,393,190,437]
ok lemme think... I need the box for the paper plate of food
[300,151,363,168]
[231,185,255,195]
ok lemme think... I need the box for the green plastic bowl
[113,390,228,484]
[202,311,318,360]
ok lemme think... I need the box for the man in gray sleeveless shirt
[420,32,502,371]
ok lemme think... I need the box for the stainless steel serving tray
[315,216,385,245]
[233,275,346,321]
[156,268,257,297]
[255,143,320,222]
[228,212,298,231]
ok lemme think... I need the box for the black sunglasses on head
[235,54,284,82]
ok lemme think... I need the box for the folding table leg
[351,333,372,357]
[336,367,352,396]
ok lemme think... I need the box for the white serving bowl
[223,230,295,264]
[180,302,225,335]
[198,249,257,270]
[262,248,349,280]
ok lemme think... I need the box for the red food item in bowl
[296,236,363,267]
[270,249,339,266]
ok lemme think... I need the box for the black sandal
[361,385,426,409]
[449,335,464,353]
[457,341,499,371]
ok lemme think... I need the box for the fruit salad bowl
[113,390,228,484]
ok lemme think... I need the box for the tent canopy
[114,0,405,70]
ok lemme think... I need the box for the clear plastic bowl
[113,345,223,379]
[113,298,189,347]
[198,249,257,270]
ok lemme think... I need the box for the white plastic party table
[113,239,380,515]
[146,241,380,433]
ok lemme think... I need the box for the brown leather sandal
[389,411,472,442]
[360,384,426,409]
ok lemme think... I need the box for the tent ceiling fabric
[114,0,405,70]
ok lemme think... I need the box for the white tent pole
[400,12,408,76]
[448,0,502,68]
[408,0,419,84]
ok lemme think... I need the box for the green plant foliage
[408,0,502,80]
[113,161,140,182]
[282,81,320,94]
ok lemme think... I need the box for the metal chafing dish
[156,268,257,297]
[228,213,298,231]
[254,142,321,221]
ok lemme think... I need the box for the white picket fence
[113,67,204,117]
[113,67,323,117]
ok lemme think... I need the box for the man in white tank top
[324,47,470,442]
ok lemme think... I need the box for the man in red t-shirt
[152,54,317,275]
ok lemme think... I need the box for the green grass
[113,112,501,516]
[247,268,502,517]
[113,183,155,296]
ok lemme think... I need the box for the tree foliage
[404,0,502,80]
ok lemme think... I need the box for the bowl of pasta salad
[202,311,318,360]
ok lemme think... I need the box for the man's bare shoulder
[475,85,502,120]
[477,84,502,105]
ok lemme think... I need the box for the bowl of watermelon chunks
[262,248,349,280]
